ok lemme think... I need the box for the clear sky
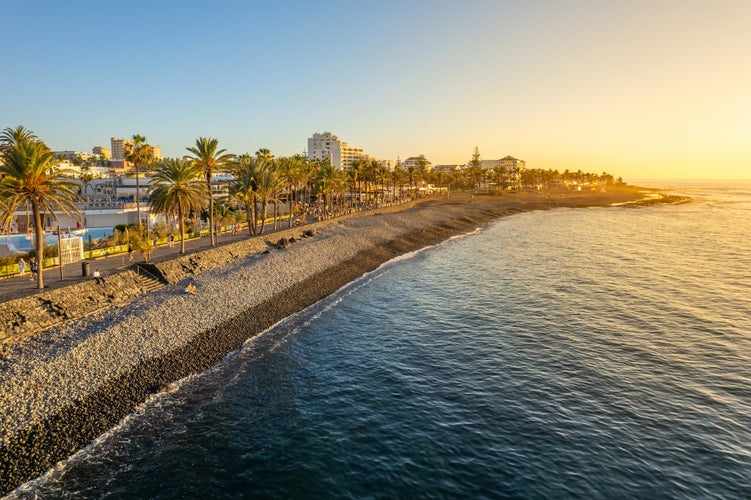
[2,0,749,180]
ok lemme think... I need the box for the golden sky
[3,1,749,179]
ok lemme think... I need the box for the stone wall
[0,271,147,344]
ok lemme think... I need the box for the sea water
[11,181,751,499]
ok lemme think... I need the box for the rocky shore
[0,188,676,495]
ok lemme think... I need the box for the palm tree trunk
[32,203,44,289]
[250,205,255,236]
[206,173,215,247]
[178,206,186,254]
[288,186,294,228]
[260,198,268,235]
[248,194,257,235]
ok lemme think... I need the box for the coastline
[0,187,684,495]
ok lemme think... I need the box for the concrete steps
[134,265,165,293]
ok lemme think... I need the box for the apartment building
[307,131,365,169]
[110,137,131,160]
[110,138,162,163]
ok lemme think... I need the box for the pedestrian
[93,268,106,285]
[168,233,174,248]
[29,257,37,280]
[18,257,26,277]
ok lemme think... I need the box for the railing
[134,263,165,283]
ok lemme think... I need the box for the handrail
[133,263,164,283]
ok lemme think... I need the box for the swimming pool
[0,228,112,251]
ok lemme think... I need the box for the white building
[307,132,365,169]
[402,155,432,172]
[433,164,464,173]
[52,150,93,163]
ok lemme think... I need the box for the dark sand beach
[0,187,684,495]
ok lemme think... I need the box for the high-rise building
[307,131,365,169]
[110,137,131,160]
[110,138,161,162]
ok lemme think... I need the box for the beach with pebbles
[0,188,667,495]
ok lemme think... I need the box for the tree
[349,158,366,209]
[186,137,235,247]
[467,147,484,190]
[389,163,405,201]
[416,155,430,185]
[0,128,81,289]
[255,148,273,162]
[316,161,347,214]
[149,158,206,254]
[276,156,300,227]
[124,134,152,234]
[230,153,260,236]
[254,161,285,235]
[469,146,482,169]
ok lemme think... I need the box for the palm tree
[149,158,206,254]
[255,148,273,162]
[288,154,309,223]
[254,162,285,235]
[275,156,296,227]
[124,134,152,234]
[0,126,39,153]
[316,161,348,215]
[230,153,260,236]
[186,137,235,247]
[0,130,81,289]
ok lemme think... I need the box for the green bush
[152,222,170,239]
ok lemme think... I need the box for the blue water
[0,228,110,250]
[12,181,751,498]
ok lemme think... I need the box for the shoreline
[0,187,685,495]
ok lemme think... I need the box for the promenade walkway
[0,196,434,304]
[0,219,305,303]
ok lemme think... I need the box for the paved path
[0,218,307,303]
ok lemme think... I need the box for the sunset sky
[2,0,749,180]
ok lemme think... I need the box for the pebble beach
[0,188,675,495]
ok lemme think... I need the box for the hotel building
[110,138,161,164]
[110,137,131,160]
[307,132,365,170]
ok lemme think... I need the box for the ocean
[11,181,751,499]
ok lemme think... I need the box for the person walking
[18,257,26,277]
[29,257,37,281]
